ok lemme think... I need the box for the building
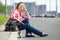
[37,5,46,17]
[14,2,47,17]
[25,2,36,16]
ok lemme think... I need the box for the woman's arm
[13,10,24,24]
[25,9,30,16]
[22,6,31,19]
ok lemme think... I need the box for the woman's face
[18,3,26,11]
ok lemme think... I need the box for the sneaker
[40,32,48,37]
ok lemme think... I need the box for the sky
[0,0,60,13]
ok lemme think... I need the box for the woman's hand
[23,5,27,11]
[20,21,24,24]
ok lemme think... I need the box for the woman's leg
[18,23,42,37]
[26,24,42,36]
[22,20,42,36]
[18,20,48,37]
[22,20,32,35]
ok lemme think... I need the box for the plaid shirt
[10,9,29,21]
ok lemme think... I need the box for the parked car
[45,13,55,17]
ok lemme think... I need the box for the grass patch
[0,16,8,25]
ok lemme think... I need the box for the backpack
[4,19,17,31]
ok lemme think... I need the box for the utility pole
[45,0,46,17]
[5,0,7,17]
[13,0,15,9]
[50,0,51,11]
[56,0,57,17]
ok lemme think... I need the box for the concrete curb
[0,32,11,40]
[8,32,18,40]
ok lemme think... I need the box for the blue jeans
[18,20,42,36]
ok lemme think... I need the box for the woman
[10,2,48,37]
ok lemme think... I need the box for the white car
[45,13,55,17]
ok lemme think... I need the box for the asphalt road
[18,18,60,40]
[0,18,60,40]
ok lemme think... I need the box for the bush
[0,16,8,25]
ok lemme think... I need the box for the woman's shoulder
[12,9,19,13]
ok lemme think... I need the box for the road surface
[0,18,60,40]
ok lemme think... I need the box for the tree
[0,1,6,13]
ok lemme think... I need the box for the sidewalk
[0,24,18,40]
[0,24,5,31]
[0,32,11,40]
[0,32,18,40]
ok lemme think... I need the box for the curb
[8,32,18,40]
